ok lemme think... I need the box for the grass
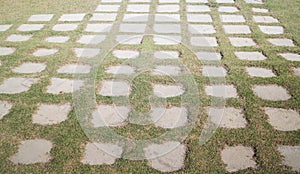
[0,0,299,173]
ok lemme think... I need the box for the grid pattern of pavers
[0,0,299,173]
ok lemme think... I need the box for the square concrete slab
[244,0,263,4]
[153,35,182,45]
[268,38,295,47]
[252,8,269,13]
[153,84,185,98]
[0,101,12,120]
[246,67,276,77]
[59,13,85,22]
[90,13,117,21]
[46,78,84,94]
[187,14,212,23]
[223,25,251,34]
[129,0,151,2]
[157,5,180,12]
[253,16,279,23]
[154,24,181,34]
[85,24,112,32]
[28,14,54,22]
[191,37,218,47]
[81,142,123,165]
[294,68,300,76]
[57,64,91,74]
[116,35,143,44]
[105,65,135,75]
[13,62,46,74]
[0,47,15,56]
[113,50,140,59]
[124,14,149,22]
[218,6,239,13]
[216,0,235,3]
[264,107,300,131]
[99,80,131,96]
[202,66,227,77]
[229,37,256,47]
[76,35,106,44]
[6,34,32,42]
[101,0,122,2]
[186,0,208,2]
[151,107,187,128]
[127,4,150,12]
[197,52,222,61]
[120,24,146,33]
[0,78,39,94]
[92,105,130,127]
[278,146,300,172]
[205,85,238,98]
[220,14,246,23]
[154,14,180,22]
[159,0,180,3]
[152,65,181,75]
[221,146,256,172]
[187,5,210,12]
[188,24,216,34]
[52,24,78,31]
[33,48,58,57]
[259,25,283,34]
[144,141,186,172]
[0,24,12,31]
[45,36,70,43]
[96,5,120,12]
[208,107,247,128]
[73,48,100,58]
[188,0,209,2]
[252,85,291,101]
[234,51,267,61]
[154,51,179,59]
[33,103,71,125]
[18,24,44,31]
[9,139,52,164]
[279,53,300,61]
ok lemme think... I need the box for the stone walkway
[0,0,299,173]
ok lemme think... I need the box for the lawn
[0,0,299,173]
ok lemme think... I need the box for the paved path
[0,0,299,172]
